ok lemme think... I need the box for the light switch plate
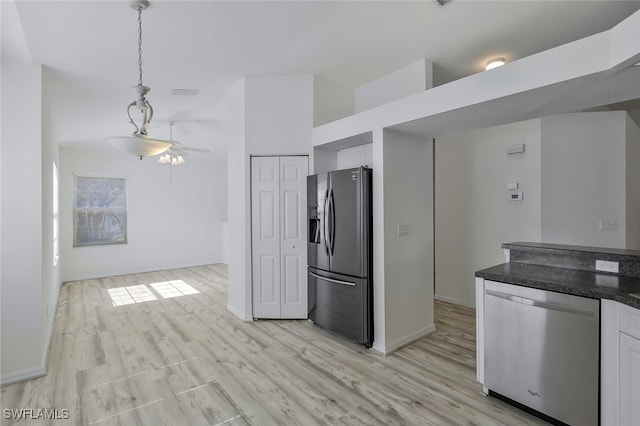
[598,220,617,231]
[397,224,409,236]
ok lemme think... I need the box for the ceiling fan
[157,122,211,166]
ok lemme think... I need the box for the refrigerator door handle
[309,271,356,286]
[329,188,336,255]
[323,189,330,255]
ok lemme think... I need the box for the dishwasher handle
[485,289,597,317]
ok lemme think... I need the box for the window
[53,162,59,265]
[73,175,127,246]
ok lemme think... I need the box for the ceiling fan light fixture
[485,57,506,71]
[157,123,187,166]
[107,0,171,158]
[108,134,172,157]
[158,149,187,166]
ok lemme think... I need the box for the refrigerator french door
[307,166,373,347]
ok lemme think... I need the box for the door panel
[259,192,276,239]
[251,157,281,318]
[279,156,308,318]
[283,191,300,240]
[328,168,363,277]
[283,254,300,303]
[259,255,277,303]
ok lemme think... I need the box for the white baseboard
[384,323,437,354]
[62,261,227,283]
[1,365,46,386]
[226,304,253,321]
[435,294,476,309]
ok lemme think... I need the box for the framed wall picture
[73,175,128,246]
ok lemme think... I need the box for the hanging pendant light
[107,0,171,158]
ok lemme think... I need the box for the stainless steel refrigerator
[307,166,373,348]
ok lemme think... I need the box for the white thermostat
[509,192,523,201]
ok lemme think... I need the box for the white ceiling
[4,0,640,159]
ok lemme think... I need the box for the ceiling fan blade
[183,147,211,153]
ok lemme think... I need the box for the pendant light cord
[137,6,143,86]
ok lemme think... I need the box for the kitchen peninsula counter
[476,242,640,309]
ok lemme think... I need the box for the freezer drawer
[484,280,599,426]
[308,267,372,347]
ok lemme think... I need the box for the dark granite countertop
[503,242,640,258]
[476,262,640,310]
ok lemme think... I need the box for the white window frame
[53,161,59,265]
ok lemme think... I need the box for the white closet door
[251,155,308,319]
[251,157,281,318]
[279,156,308,318]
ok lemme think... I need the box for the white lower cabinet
[619,332,640,425]
[601,300,640,426]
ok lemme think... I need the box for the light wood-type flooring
[1,265,547,425]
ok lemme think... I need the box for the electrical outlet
[595,260,619,273]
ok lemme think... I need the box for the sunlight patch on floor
[107,280,199,306]
[107,285,158,306]
[150,280,200,299]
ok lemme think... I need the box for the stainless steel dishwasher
[484,280,599,426]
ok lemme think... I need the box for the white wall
[313,76,354,127]
[226,75,313,320]
[226,80,251,320]
[245,75,313,155]
[355,59,433,114]
[371,129,386,352]
[336,144,373,169]
[626,113,640,249]
[628,109,640,128]
[40,70,62,373]
[1,60,45,383]
[382,129,434,353]
[541,112,627,248]
[435,120,543,307]
[60,146,226,281]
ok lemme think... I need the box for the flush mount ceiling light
[485,57,506,71]
[107,0,172,159]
